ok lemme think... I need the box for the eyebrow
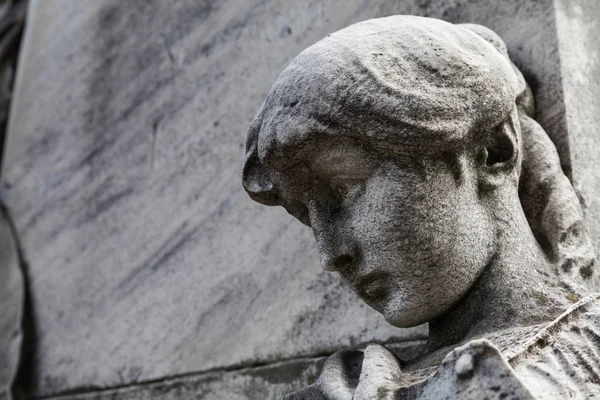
[310,145,372,170]
[264,128,431,176]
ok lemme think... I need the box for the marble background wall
[1,0,598,398]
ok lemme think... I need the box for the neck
[424,190,586,354]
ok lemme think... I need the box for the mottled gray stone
[44,356,329,400]
[3,1,435,397]
[35,342,423,400]
[0,2,28,398]
[242,14,600,400]
[0,211,23,400]
[554,0,600,257]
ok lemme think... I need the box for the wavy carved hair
[461,24,597,290]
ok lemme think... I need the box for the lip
[353,272,390,302]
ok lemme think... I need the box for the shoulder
[509,293,600,399]
[281,295,600,399]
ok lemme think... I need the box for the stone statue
[242,15,600,399]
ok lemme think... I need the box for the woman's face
[269,138,496,327]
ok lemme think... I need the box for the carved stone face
[266,131,500,327]
[243,16,525,327]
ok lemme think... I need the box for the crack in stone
[32,339,427,399]
[0,201,35,400]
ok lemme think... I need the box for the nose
[313,227,357,272]
[322,253,355,272]
[308,198,357,272]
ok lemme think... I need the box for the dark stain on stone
[115,221,197,298]
[115,196,231,299]
[519,68,541,107]
[69,176,134,227]
[83,0,221,178]
[242,357,326,386]
[561,258,574,272]
[580,259,594,279]
[195,290,236,333]
[418,0,432,9]
[199,19,248,58]
[441,3,467,23]
[280,24,292,38]
[93,187,135,217]
[2,205,39,399]
[74,139,115,172]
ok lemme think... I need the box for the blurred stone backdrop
[0,0,598,399]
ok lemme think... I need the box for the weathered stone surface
[243,12,598,399]
[1,0,595,398]
[37,342,423,400]
[46,356,328,400]
[0,211,23,400]
[554,0,600,257]
[0,2,28,398]
[3,1,433,396]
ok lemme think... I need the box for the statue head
[242,16,595,328]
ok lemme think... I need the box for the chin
[380,297,446,328]
[383,309,428,328]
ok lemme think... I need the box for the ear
[478,118,519,189]
[242,152,281,206]
[242,116,281,206]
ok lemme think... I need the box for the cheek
[351,167,494,283]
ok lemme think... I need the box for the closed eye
[330,178,365,202]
